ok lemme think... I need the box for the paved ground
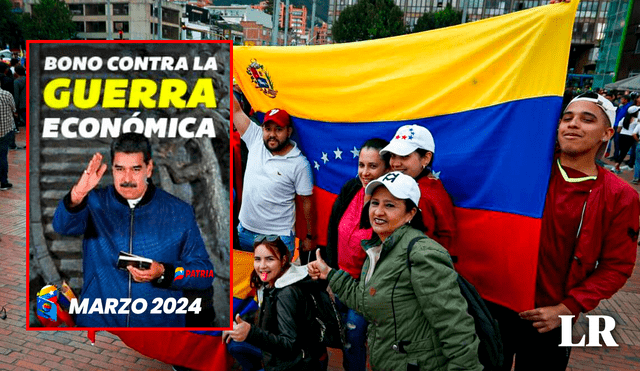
[1,129,640,370]
[0,131,170,371]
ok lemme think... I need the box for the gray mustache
[119,182,137,188]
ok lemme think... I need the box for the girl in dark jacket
[224,236,327,371]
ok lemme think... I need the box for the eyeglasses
[254,235,281,244]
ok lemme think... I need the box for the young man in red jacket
[490,92,640,370]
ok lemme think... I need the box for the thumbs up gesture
[307,249,331,280]
[224,314,251,343]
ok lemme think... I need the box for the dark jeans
[18,108,25,127]
[227,340,263,371]
[227,340,328,371]
[628,141,637,166]
[487,302,571,371]
[335,296,368,371]
[0,131,10,184]
[616,134,635,165]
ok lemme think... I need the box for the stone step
[59,258,83,274]
[39,175,113,189]
[50,239,83,255]
[44,223,56,238]
[41,189,69,201]
[41,162,88,174]
[41,147,107,156]
[42,206,57,219]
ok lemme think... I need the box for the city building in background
[208,5,274,45]
[62,0,182,40]
[310,21,328,45]
[181,3,242,42]
[593,0,637,88]
[251,1,308,38]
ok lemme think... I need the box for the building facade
[593,0,633,87]
[251,1,307,37]
[65,0,182,40]
[208,5,274,45]
[240,20,272,46]
[616,0,640,82]
[310,21,329,45]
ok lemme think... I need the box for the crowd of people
[227,85,639,371]
[0,56,27,192]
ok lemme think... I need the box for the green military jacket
[328,225,482,371]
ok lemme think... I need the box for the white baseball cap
[365,171,421,207]
[566,92,616,127]
[380,125,435,156]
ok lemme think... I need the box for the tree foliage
[21,0,76,40]
[264,0,274,15]
[413,4,462,33]
[332,0,405,43]
[0,0,22,49]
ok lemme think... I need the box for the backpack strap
[390,236,428,354]
[406,236,427,273]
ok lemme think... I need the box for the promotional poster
[27,41,232,330]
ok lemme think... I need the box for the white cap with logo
[365,171,421,207]
[380,125,435,156]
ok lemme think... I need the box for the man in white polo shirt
[233,97,315,255]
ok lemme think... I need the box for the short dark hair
[111,132,152,164]
[361,138,390,168]
[15,66,25,77]
[10,58,18,66]
[249,237,291,290]
[0,64,6,74]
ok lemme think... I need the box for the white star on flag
[321,152,329,164]
[350,146,359,158]
[314,161,320,170]
[334,147,343,160]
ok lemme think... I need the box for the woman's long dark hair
[249,237,292,290]
[622,109,639,130]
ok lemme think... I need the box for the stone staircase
[38,137,115,292]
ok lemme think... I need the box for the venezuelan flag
[233,2,577,312]
[232,249,260,317]
[111,330,234,371]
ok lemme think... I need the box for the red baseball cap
[263,108,291,127]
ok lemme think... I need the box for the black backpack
[405,237,504,371]
[304,282,346,350]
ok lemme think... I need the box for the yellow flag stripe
[233,2,577,122]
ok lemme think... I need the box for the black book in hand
[117,251,152,271]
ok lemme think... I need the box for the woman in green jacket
[308,171,482,371]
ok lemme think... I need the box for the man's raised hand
[71,153,107,206]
